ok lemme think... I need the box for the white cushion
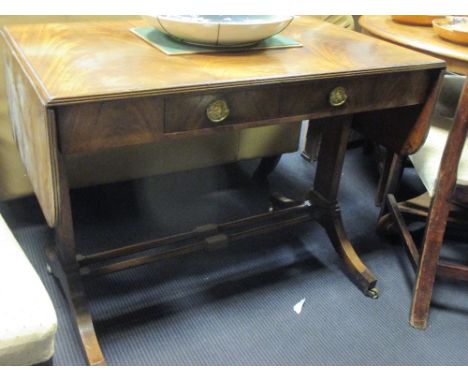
[0,215,57,365]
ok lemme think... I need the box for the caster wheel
[365,287,379,299]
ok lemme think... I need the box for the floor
[1,141,468,365]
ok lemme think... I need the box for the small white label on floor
[293,298,306,314]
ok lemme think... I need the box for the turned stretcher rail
[78,203,311,267]
[80,210,313,277]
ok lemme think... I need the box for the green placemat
[130,27,302,55]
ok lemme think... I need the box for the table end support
[310,115,379,298]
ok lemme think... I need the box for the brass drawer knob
[329,87,348,107]
[206,99,230,123]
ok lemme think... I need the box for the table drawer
[279,71,434,118]
[57,97,164,154]
[164,87,279,134]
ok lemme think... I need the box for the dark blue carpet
[2,140,468,365]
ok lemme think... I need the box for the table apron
[55,69,439,155]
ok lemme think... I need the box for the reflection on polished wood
[2,17,444,105]
[2,17,445,364]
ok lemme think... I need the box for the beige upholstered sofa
[0,214,57,365]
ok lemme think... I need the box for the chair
[375,74,466,212]
[381,75,468,329]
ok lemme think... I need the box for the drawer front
[279,71,434,119]
[165,87,279,134]
[56,70,437,155]
[57,97,164,154]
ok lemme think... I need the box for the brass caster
[365,287,379,299]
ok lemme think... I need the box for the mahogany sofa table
[1,17,445,365]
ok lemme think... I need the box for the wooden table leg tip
[364,287,380,299]
[89,358,107,366]
[409,318,428,330]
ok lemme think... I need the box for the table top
[359,15,468,74]
[2,16,444,106]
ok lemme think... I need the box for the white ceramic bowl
[142,15,294,47]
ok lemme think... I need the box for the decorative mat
[130,27,302,56]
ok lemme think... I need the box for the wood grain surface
[55,68,439,155]
[57,96,164,153]
[2,16,445,105]
[359,15,468,75]
[165,87,279,134]
[279,70,434,118]
[3,42,58,226]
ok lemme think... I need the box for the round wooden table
[359,15,468,75]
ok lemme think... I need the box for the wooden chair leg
[376,153,406,236]
[386,193,468,282]
[409,193,452,329]
[386,194,421,271]
[410,80,468,329]
[375,149,404,208]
